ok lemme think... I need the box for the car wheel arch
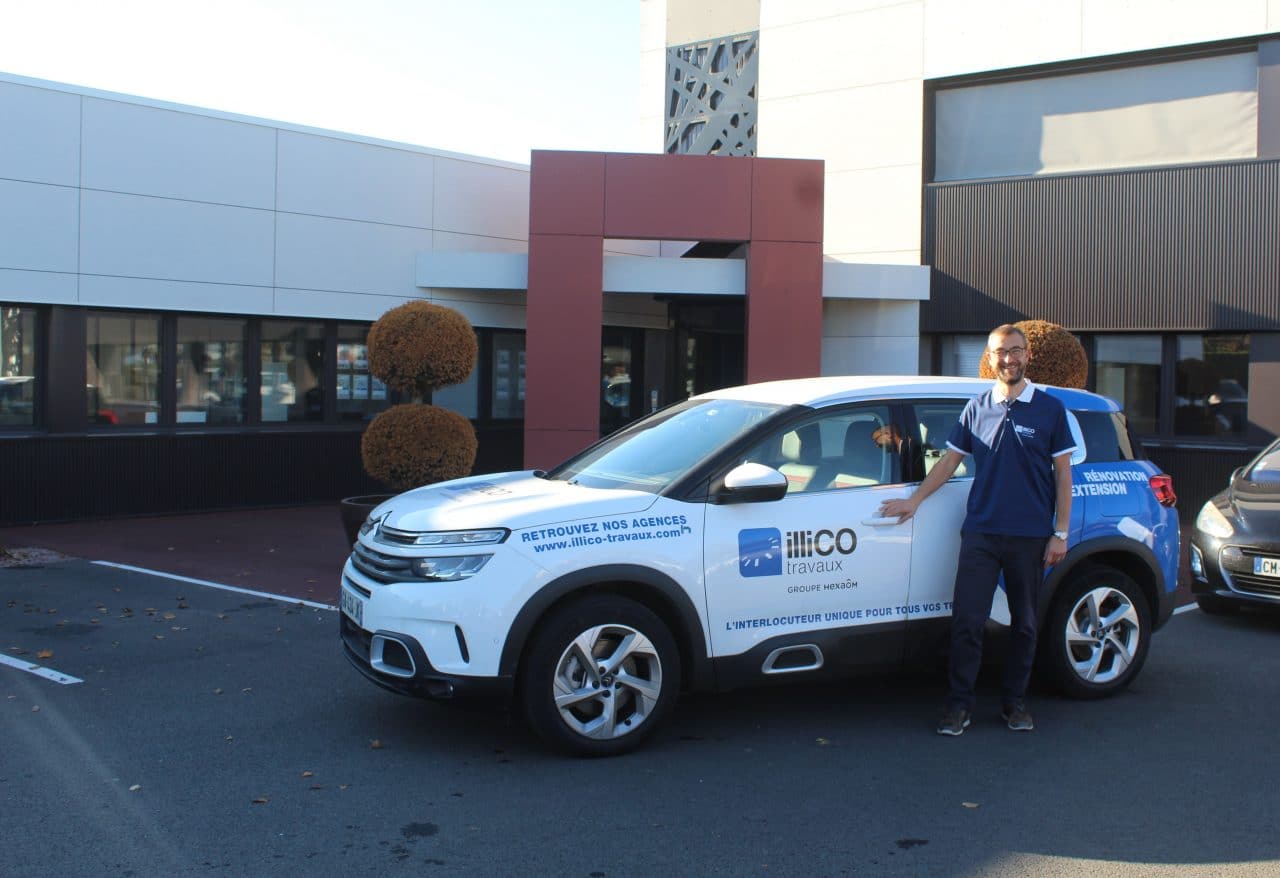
[498,564,713,692]
[1040,538,1165,632]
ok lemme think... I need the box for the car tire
[1041,565,1151,699]
[1195,594,1238,616]
[519,595,681,757]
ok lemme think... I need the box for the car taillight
[96,409,118,425]
[1149,474,1176,507]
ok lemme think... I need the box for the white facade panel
[0,81,80,186]
[1080,0,1271,57]
[275,212,432,296]
[759,80,922,172]
[79,275,274,315]
[428,289,528,330]
[276,131,434,228]
[1271,0,1280,29]
[763,0,916,28]
[433,231,528,254]
[80,98,276,209]
[822,298,920,337]
[80,190,275,286]
[763,3,922,98]
[820,333,920,376]
[823,165,922,260]
[0,268,77,305]
[825,249,921,266]
[273,287,413,321]
[433,158,529,240]
[0,180,79,273]
[923,0,1084,78]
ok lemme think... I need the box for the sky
[0,0,649,164]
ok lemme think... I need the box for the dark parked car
[1190,438,1280,613]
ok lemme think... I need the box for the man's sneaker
[936,708,971,736]
[1001,701,1035,731]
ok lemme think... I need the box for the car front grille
[350,541,416,584]
[377,524,421,546]
[1221,546,1280,600]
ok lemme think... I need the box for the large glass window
[1094,335,1161,435]
[601,328,637,436]
[0,305,37,427]
[336,323,391,422]
[1175,334,1249,438]
[490,332,525,419]
[432,330,479,420]
[176,316,246,425]
[261,321,324,423]
[86,311,160,426]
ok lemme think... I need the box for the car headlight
[406,529,509,546]
[1195,501,1234,539]
[359,512,387,537]
[410,554,492,581]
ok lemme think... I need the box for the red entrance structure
[524,151,825,468]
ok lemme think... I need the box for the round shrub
[978,319,1087,388]
[361,404,478,491]
[367,300,478,397]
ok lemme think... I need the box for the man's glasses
[987,346,1026,358]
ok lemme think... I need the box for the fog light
[1190,544,1205,581]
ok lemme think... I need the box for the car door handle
[860,517,904,527]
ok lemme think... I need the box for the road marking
[91,561,336,611]
[1173,603,1198,615]
[0,652,84,684]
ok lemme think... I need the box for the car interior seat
[777,423,821,492]
[826,421,888,489]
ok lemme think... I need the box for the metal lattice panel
[665,31,758,156]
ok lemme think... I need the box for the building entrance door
[671,299,744,401]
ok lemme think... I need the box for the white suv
[340,376,1179,755]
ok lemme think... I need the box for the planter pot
[339,494,395,545]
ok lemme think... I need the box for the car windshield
[1245,441,1280,484]
[549,398,787,493]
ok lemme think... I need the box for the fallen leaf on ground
[31,705,40,712]
[162,612,175,620]
[339,784,350,790]
[251,797,268,804]
[36,649,53,659]
[962,802,980,809]
[129,784,141,792]
[301,770,314,778]
[153,635,164,640]
[213,688,223,695]
[370,739,383,749]
[815,737,829,745]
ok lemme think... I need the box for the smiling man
[879,324,1076,735]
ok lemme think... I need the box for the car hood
[1229,488,1280,536]
[374,471,659,534]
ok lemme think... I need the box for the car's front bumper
[340,612,513,702]
[1190,533,1280,607]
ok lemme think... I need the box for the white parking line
[90,561,336,611]
[0,652,83,685]
[1173,603,1199,615]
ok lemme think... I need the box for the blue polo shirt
[946,381,1076,537]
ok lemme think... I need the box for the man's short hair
[989,324,1028,346]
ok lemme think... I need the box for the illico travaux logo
[737,527,857,578]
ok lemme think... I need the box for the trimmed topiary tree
[362,300,478,492]
[979,319,1088,389]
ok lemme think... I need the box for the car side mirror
[713,463,789,504]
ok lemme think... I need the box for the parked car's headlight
[410,554,492,581]
[359,512,387,537]
[408,529,509,546]
[1195,501,1234,539]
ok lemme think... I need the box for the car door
[902,398,972,657]
[703,403,915,671]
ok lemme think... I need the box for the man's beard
[998,363,1025,384]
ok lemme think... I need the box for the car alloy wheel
[1064,586,1141,684]
[520,595,681,756]
[1041,565,1151,699]
[552,623,663,740]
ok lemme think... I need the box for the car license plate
[1254,556,1280,578]
[340,586,365,627]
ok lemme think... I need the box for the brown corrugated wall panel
[922,159,1280,333]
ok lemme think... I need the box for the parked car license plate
[340,586,365,627]
[1254,556,1280,578]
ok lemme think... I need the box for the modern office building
[3,1,1278,524]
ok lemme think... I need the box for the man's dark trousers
[947,531,1048,711]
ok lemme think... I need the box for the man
[879,325,1075,735]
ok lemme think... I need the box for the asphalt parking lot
[3,557,1279,878]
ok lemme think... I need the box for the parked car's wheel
[1041,566,1151,699]
[1195,594,1238,616]
[519,595,681,756]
